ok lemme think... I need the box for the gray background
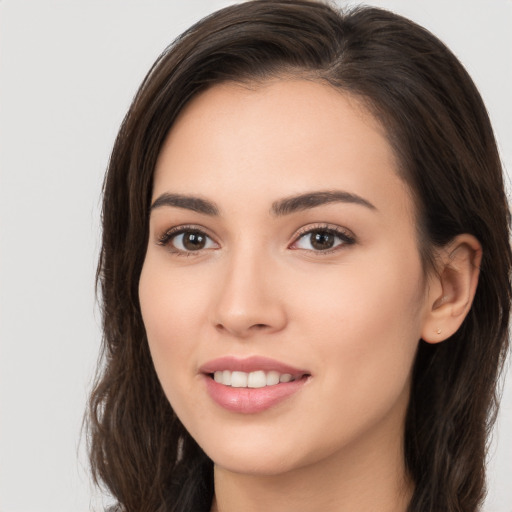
[1,1,510,510]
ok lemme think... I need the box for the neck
[210,420,412,512]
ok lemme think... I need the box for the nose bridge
[212,240,286,337]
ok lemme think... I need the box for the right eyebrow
[150,193,220,216]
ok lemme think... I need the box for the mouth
[200,355,311,384]
[209,369,308,388]
[200,356,311,413]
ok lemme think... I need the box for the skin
[138,80,481,512]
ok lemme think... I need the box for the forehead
[153,79,414,222]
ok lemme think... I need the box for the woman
[88,1,511,511]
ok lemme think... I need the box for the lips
[200,356,311,414]
[200,355,308,375]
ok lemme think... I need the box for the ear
[421,234,482,344]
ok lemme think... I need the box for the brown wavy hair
[87,1,511,511]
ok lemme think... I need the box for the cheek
[291,246,425,394]
[138,259,205,387]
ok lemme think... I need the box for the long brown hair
[88,2,511,511]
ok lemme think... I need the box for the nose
[211,248,288,339]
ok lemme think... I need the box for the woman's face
[139,80,433,476]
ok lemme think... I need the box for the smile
[200,356,311,413]
[212,370,297,388]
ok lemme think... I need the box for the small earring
[436,328,442,335]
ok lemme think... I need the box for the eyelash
[290,224,356,254]
[157,224,356,256]
[157,225,216,257]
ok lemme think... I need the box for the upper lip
[199,356,310,377]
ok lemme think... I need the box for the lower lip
[204,375,308,414]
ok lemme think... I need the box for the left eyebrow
[150,193,219,215]
[271,190,376,216]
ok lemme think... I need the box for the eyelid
[289,223,356,253]
[157,224,219,255]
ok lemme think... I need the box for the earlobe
[421,234,482,344]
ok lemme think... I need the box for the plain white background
[0,1,510,511]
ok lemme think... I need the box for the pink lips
[200,356,310,414]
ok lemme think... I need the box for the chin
[197,431,306,476]
[212,453,300,477]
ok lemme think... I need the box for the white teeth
[248,370,266,388]
[266,370,280,386]
[231,371,248,388]
[212,370,299,387]
[222,369,232,385]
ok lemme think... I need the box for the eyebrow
[151,193,219,215]
[271,190,376,216]
[150,190,376,216]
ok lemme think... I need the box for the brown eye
[180,231,207,250]
[159,228,218,253]
[292,227,355,253]
[310,231,336,250]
